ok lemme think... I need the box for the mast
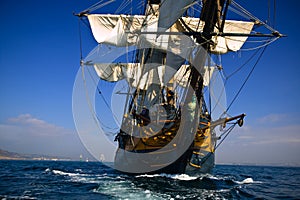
[175,0,227,161]
[189,0,226,106]
[199,0,225,46]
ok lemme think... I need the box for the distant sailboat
[100,154,105,162]
[74,0,283,174]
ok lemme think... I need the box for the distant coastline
[1,148,299,167]
[0,148,72,161]
[217,162,300,168]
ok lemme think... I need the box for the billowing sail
[174,65,215,87]
[87,14,254,54]
[93,63,214,88]
[210,20,254,53]
[94,63,169,89]
[87,14,143,46]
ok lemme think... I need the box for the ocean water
[0,160,299,200]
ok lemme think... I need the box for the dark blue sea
[0,160,299,199]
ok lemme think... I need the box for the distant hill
[0,149,28,160]
[0,149,71,161]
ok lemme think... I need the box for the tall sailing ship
[74,0,283,174]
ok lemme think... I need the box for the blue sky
[0,0,299,165]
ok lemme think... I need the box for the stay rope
[77,17,120,133]
[86,66,121,129]
[226,46,267,113]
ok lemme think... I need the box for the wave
[47,168,119,185]
[235,177,253,184]
[136,173,200,181]
[135,172,263,190]
[52,169,82,177]
[0,194,37,200]
[47,168,262,199]
[135,173,259,183]
[45,168,51,172]
[2,160,299,200]
[49,167,261,187]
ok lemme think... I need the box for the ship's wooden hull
[114,146,215,174]
[114,109,215,174]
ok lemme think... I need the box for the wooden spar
[200,113,246,130]
[133,31,285,38]
[224,113,246,123]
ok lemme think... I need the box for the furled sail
[87,14,254,54]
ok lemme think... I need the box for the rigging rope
[81,66,109,132]
[268,0,271,26]
[268,0,277,29]
[115,0,131,14]
[209,69,227,117]
[273,0,276,29]
[226,47,261,80]
[231,0,277,33]
[77,18,83,62]
[85,0,116,13]
[76,17,118,132]
[241,37,279,51]
[77,14,117,132]
[86,66,121,128]
[215,123,236,150]
[226,46,267,112]
[199,117,240,166]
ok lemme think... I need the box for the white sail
[93,63,214,89]
[87,14,143,46]
[94,63,169,89]
[139,13,170,50]
[173,65,215,87]
[87,14,253,54]
[210,20,254,54]
[93,63,131,82]
[158,0,195,31]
